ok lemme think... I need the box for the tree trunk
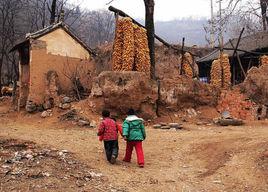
[143,0,155,79]
[260,0,268,31]
[0,58,3,96]
[50,0,57,24]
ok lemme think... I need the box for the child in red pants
[122,109,146,167]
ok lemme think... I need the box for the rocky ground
[0,98,268,192]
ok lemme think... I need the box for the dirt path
[0,113,268,191]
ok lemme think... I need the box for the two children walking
[97,109,146,167]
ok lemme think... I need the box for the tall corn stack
[181,52,194,78]
[134,24,151,76]
[210,53,231,89]
[210,59,222,89]
[221,53,231,89]
[121,17,135,71]
[112,19,124,71]
[260,55,268,65]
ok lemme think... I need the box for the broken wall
[159,76,218,111]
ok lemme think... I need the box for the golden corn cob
[210,59,222,89]
[112,19,124,71]
[221,53,231,89]
[134,24,151,76]
[121,17,135,71]
[181,52,194,78]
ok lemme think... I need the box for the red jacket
[98,118,118,141]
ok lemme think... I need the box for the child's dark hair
[127,108,135,116]
[102,110,110,118]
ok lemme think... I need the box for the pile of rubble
[240,56,268,105]
[0,138,124,192]
[216,89,257,121]
[159,76,219,111]
[26,96,73,114]
[88,71,158,119]
[59,109,96,127]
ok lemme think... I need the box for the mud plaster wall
[28,28,94,104]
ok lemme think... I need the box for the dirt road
[0,110,268,191]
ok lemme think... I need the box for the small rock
[61,150,69,153]
[160,122,167,126]
[41,110,52,118]
[42,172,50,177]
[62,96,72,104]
[78,120,90,127]
[161,125,170,129]
[60,103,71,110]
[263,150,268,158]
[89,171,102,177]
[186,108,197,118]
[213,180,222,184]
[90,120,97,128]
[26,154,33,159]
[153,124,161,129]
[25,100,37,113]
[168,123,181,128]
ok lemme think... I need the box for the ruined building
[10,22,95,108]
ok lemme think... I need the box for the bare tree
[260,0,268,31]
[49,0,57,24]
[205,0,264,43]
[144,0,156,79]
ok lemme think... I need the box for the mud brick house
[197,32,268,84]
[10,22,95,107]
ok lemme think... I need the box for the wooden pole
[210,0,215,48]
[229,40,246,78]
[230,28,245,84]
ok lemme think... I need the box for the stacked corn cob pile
[121,18,135,71]
[210,53,231,89]
[112,17,151,76]
[221,54,231,89]
[134,24,151,76]
[260,55,268,65]
[181,52,194,78]
[210,59,222,89]
[112,19,124,71]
